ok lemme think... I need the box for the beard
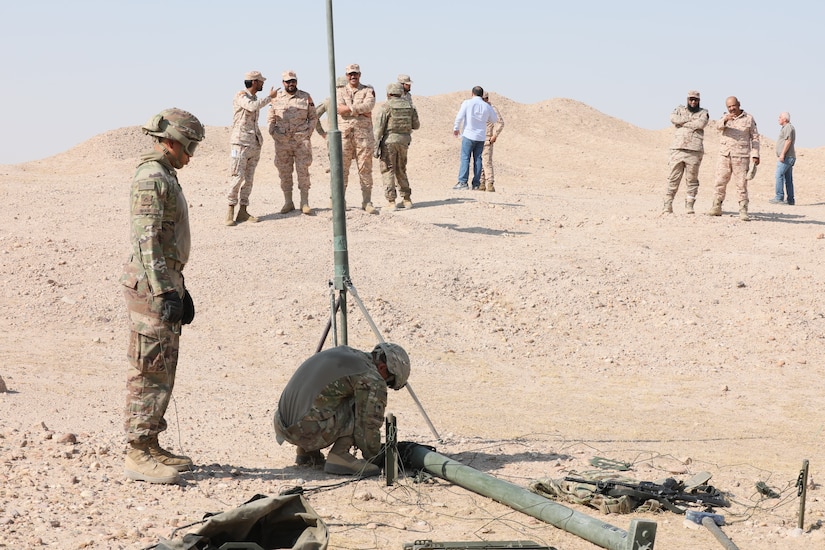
[687,103,701,113]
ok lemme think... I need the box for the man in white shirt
[452,86,498,190]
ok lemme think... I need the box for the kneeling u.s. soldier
[274,343,410,477]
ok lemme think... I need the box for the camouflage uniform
[337,77,376,195]
[664,96,709,210]
[273,346,387,459]
[714,110,760,204]
[267,86,317,196]
[227,89,271,206]
[375,91,420,204]
[398,74,414,105]
[120,149,189,445]
[480,102,504,190]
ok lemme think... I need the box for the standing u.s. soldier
[662,90,709,214]
[374,82,420,210]
[120,108,205,484]
[268,70,317,215]
[337,63,377,213]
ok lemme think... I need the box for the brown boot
[280,190,295,214]
[323,437,380,477]
[295,446,325,467]
[706,197,723,216]
[486,184,495,192]
[225,205,237,226]
[739,200,750,221]
[685,198,695,215]
[300,189,313,215]
[124,442,180,484]
[361,189,377,214]
[236,205,258,223]
[662,198,673,214]
[147,436,193,472]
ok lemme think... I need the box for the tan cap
[482,91,490,99]
[397,74,412,84]
[245,71,266,81]
[345,63,361,74]
[282,70,297,81]
[687,90,700,99]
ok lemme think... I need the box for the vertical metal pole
[798,459,809,530]
[325,0,348,345]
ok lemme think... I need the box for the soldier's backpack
[151,493,329,550]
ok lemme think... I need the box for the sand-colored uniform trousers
[480,104,504,187]
[337,84,376,192]
[714,155,751,203]
[268,89,317,193]
[227,142,262,206]
[665,149,703,199]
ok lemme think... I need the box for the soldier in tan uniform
[337,63,377,213]
[268,70,317,215]
[314,76,347,139]
[706,96,760,221]
[226,71,278,226]
[397,74,413,105]
[479,91,504,192]
[662,90,709,214]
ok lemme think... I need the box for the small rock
[57,433,77,445]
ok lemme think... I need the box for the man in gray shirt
[770,112,796,205]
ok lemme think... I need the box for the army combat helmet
[142,108,205,156]
[386,82,403,96]
[373,343,410,390]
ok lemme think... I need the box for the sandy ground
[2,92,825,549]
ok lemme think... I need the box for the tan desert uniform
[480,102,504,191]
[227,89,271,207]
[714,111,759,204]
[268,79,317,214]
[337,76,376,205]
[664,99,708,212]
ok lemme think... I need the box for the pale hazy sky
[1,1,822,164]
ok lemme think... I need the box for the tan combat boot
[125,442,180,484]
[225,205,237,226]
[685,197,695,215]
[323,436,380,477]
[280,190,295,214]
[706,197,723,216]
[402,198,413,209]
[662,198,673,214]
[361,189,377,214]
[739,200,750,221]
[486,184,495,192]
[299,189,313,215]
[147,436,193,472]
[387,200,397,211]
[236,205,258,223]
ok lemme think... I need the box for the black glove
[181,290,195,325]
[160,291,184,324]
